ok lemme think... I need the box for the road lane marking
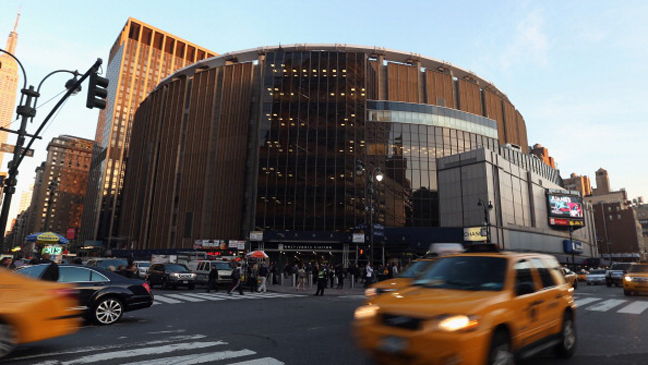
[119,350,256,365]
[165,294,205,302]
[586,299,627,312]
[574,297,602,307]
[153,296,183,304]
[617,301,648,314]
[57,341,227,364]
[230,357,285,365]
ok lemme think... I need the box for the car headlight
[436,315,479,332]
[354,305,379,320]
[625,276,632,282]
[191,273,197,278]
[170,273,179,278]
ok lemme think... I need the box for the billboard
[547,194,584,219]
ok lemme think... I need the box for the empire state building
[0,11,20,170]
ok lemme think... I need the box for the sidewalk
[265,275,368,296]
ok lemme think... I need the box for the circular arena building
[120,44,530,263]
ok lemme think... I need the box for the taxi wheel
[555,312,576,358]
[488,330,514,365]
[573,281,577,289]
[0,319,16,359]
[624,290,632,296]
[94,297,124,325]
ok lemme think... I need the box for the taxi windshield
[628,265,648,273]
[398,260,435,279]
[412,256,507,291]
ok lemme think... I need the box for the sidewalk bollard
[350,275,354,289]
[308,273,313,288]
[292,273,296,287]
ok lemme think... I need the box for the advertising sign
[463,227,487,242]
[547,194,584,219]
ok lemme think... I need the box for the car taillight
[142,282,151,294]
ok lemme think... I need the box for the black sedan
[15,264,153,325]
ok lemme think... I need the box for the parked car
[353,246,577,365]
[133,260,151,279]
[85,258,129,271]
[623,263,648,296]
[15,264,153,325]
[186,260,233,286]
[148,263,197,290]
[586,269,607,285]
[606,262,632,287]
[1,267,81,358]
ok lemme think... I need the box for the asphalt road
[3,282,648,365]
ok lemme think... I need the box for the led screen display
[547,194,584,219]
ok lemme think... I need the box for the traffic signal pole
[0,58,104,252]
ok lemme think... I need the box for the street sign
[0,143,34,157]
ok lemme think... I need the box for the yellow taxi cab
[353,245,577,365]
[576,269,588,282]
[0,267,81,358]
[365,259,436,300]
[562,267,578,289]
[623,263,648,296]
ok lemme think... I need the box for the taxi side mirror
[516,282,535,296]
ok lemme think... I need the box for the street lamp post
[477,199,493,244]
[357,161,383,267]
[0,49,103,253]
[568,226,575,265]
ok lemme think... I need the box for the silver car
[587,269,606,285]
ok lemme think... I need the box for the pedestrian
[258,263,268,293]
[314,264,327,296]
[1,257,13,269]
[206,262,219,293]
[40,253,60,281]
[249,263,259,293]
[391,263,399,278]
[336,266,346,289]
[329,265,336,288]
[123,258,137,279]
[270,262,278,284]
[227,263,244,295]
[364,263,374,288]
[296,265,306,291]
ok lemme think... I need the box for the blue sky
[1,0,647,228]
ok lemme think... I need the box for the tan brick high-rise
[79,18,216,247]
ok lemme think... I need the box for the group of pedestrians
[225,261,270,295]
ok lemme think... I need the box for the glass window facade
[256,51,498,233]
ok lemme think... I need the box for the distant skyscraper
[30,135,94,236]
[0,11,20,169]
[18,184,33,213]
[80,17,216,247]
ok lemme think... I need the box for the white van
[186,260,234,286]
[426,243,465,257]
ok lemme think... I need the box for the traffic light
[86,71,109,109]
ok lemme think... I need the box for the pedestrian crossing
[14,334,285,365]
[152,291,306,305]
[574,294,648,315]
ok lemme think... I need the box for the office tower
[80,18,216,247]
[0,11,20,169]
[30,135,93,236]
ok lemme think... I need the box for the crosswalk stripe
[230,357,285,365]
[574,297,602,307]
[54,341,226,364]
[617,301,648,314]
[586,299,627,312]
[153,296,183,304]
[119,350,255,365]
[165,294,205,302]
[184,293,226,301]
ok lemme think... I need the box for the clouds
[499,9,549,70]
